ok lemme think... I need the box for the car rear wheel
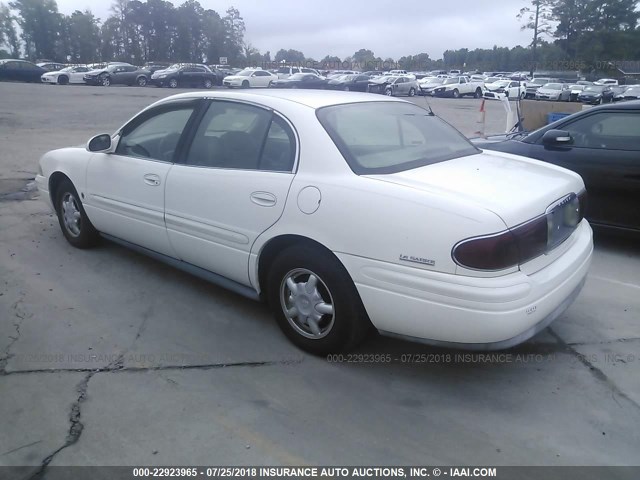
[55,179,99,249]
[168,78,178,88]
[136,76,147,87]
[203,78,213,89]
[58,75,69,85]
[267,245,371,355]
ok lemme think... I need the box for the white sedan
[223,69,278,88]
[36,91,593,354]
[41,65,91,85]
[483,80,526,99]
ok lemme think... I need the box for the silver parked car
[385,76,418,97]
[535,83,571,101]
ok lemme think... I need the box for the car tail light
[453,191,586,271]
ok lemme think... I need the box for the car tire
[58,75,69,85]
[168,78,178,88]
[408,87,416,97]
[344,86,350,91]
[267,245,371,355]
[268,81,273,87]
[474,88,482,98]
[203,78,213,89]
[101,75,110,87]
[137,76,147,87]
[242,80,249,88]
[54,179,100,249]
[385,88,393,96]
[452,88,460,98]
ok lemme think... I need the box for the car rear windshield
[316,102,479,175]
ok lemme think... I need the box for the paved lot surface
[1,82,639,472]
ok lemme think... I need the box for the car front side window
[116,104,196,162]
[558,112,640,151]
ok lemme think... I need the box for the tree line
[0,0,249,65]
[1,0,639,74]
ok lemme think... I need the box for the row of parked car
[4,59,640,104]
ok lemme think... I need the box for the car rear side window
[317,102,479,174]
[185,101,295,171]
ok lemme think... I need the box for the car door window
[558,112,640,151]
[186,102,295,171]
[259,117,296,171]
[186,102,272,169]
[116,104,196,161]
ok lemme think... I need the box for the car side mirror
[87,134,112,152]
[542,129,573,147]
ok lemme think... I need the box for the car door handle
[143,174,161,186]
[250,191,277,207]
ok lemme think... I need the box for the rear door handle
[143,174,161,186]
[250,191,277,207]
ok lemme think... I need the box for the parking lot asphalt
[1,82,639,471]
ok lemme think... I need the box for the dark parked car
[150,64,215,88]
[472,101,640,232]
[577,85,614,105]
[325,74,371,91]
[84,63,151,86]
[270,73,328,89]
[0,59,46,82]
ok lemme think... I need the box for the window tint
[116,105,195,161]
[562,112,640,151]
[317,102,479,174]
[260,117,296,171]
[186,102,272,169]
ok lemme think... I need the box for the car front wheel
[267,245,371,355]
[101,75,110,87]
[168,78,178,88]
[55,179,99,249]
[137,76,147,87]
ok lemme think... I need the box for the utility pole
[530,0,540,77]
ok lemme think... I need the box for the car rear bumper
[336,220,593,349]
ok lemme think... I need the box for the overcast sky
[55,0,535,60]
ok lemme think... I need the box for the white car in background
[41,65,91,85]
[483,79,526,99]
[223,68,278,88]
[35,90,592,355]
[594,78,618,86]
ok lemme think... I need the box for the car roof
[155,90,407,110]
